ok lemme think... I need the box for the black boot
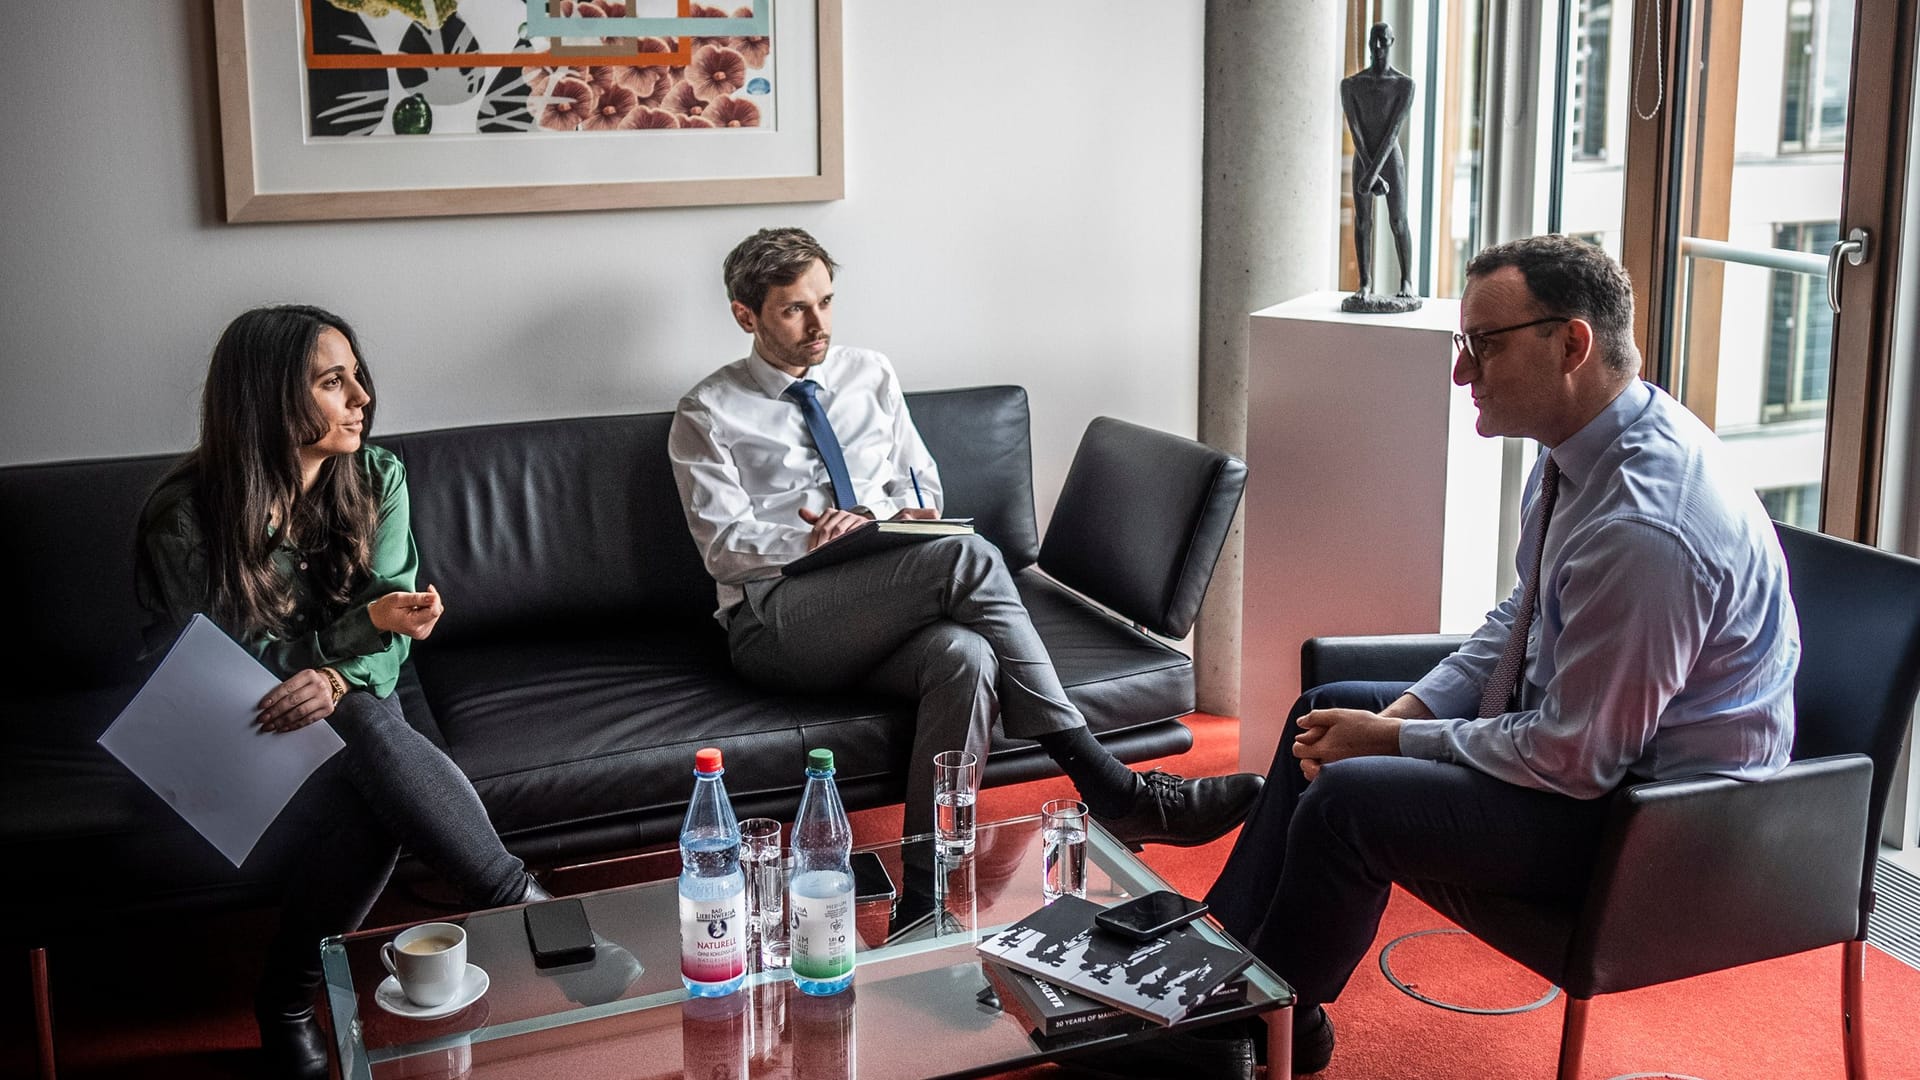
[1093,769,1264,850]
[254,995,330,1080]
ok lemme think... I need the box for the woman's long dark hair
[159,305,380,641]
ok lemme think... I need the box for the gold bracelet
[321,667,348,703]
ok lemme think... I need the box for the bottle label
[789,876,854,980]
[680,882,746,984]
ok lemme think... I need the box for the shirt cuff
[321,604,394,666]
[1408,665,1481,722]
[860,498,902,520]
[1398,718,1460,762]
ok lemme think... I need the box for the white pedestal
[1239,292,1503,773]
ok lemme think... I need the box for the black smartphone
[525,897,596,967]
[1094,890,1210,941]
[851,850,896,902]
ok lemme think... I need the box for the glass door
[1621,0,1915,543]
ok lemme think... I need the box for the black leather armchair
[1300,523,1920,1080]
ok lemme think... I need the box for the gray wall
[0,1,1205,547]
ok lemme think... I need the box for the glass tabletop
[323,814,1292,1079]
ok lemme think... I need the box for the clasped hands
[799,505,939,549]
[255,586,445,734]
[1294,708,1404,782]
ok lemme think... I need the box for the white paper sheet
[98,614,345,867]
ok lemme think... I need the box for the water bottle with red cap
[679,746,747,996]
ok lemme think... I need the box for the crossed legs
[1205,682,1609,1011]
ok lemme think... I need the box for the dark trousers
[249,690,527,1010]
[1203,682,1612,1008]
[728,534,1085,836]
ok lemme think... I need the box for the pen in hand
[911,468,925,509]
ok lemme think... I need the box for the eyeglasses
[1452,316,1571,361]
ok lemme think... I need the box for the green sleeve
[305,447,416,697]
[141,449,418,697]
[137,490,215,660]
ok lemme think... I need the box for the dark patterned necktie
[783,379,856,510]
[1478,456,1561,718]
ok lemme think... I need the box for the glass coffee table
[322,815,1295,1078]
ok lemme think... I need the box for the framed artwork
[213,0,842,222]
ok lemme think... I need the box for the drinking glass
[932,750,979,858]
[739,818,790,969]
[1040,799,1088,901]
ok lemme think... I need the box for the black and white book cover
[985,961,1250,1039]
[976,895,1254,1026]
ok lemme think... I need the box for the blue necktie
[783,379,856,510]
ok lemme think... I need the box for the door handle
[1827,227,1869,313]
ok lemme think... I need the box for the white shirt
[1399,381,1800,798]
[668,346,943,620]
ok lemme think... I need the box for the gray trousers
[728,535,1085,835]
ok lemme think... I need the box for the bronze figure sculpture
[1340,22,1422,313]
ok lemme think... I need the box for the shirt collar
[743,348,834,399]
[1548,379,1654,488]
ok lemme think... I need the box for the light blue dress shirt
[1399,380,1800,798]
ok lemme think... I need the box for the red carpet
[9,714,1919,1078]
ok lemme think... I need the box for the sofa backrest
[0,385,1038,682]
[0,454,174,690]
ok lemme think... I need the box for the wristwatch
[320,667,348,704]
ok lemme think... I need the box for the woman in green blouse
[137,305,546,1080]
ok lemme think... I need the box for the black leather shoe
[1061,1025,1256,1080]
[1292,1004,1336,1075]
[1094,769,1264,850]
[255,1003,330,1080]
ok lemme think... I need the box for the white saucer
[375,964,489,1020]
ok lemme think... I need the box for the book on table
[976,895,1254,1027]
[983,960,1249,1040]
[781,518,975,576]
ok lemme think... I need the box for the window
[1761,484,1822,530]
[1764,222,1839,421]
[1780,0,1854,153]
[1571,0,1613,161]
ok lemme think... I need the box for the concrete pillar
[1195,1,1344,718]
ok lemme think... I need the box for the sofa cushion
[0,683,281,934]
[405,568,1193,856]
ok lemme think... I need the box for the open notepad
[782,518,975,576]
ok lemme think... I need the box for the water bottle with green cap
[788,747,855,995]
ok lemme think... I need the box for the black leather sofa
[1,386,1245,945]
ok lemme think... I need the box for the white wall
[0,1,1203,528]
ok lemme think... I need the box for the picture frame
[213,0,843,222]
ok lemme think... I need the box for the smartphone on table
[525,897,596,967]
[1094,890,1210,941]
[851,850,896,902]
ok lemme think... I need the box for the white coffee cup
[381,922,468,1008]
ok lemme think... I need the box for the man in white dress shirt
[667,227,1261,847]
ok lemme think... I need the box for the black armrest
[1037,418,1246,639]
[1301,634,1466,689]
[1563,755,1872,997]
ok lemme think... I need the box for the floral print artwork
[306,0,773,138]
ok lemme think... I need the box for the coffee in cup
[382,922,468,1008]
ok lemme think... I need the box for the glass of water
[933,750,979,858]
[1040,798,1088,902]
[738,818,790,968]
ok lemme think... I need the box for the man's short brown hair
[1466,234,1639,375]
[723,227,839,315]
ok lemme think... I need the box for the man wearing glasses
[1202,235,1800,1075]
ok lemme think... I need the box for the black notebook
[976,895,1254,1026]
[781,518,975,576]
